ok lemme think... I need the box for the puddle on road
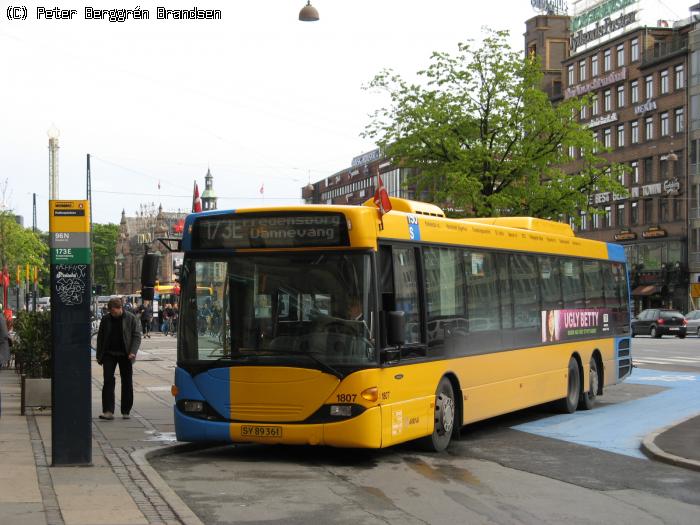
[144,430,178,442]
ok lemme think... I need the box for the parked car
[684,310,700,336]
[631,309,687,338]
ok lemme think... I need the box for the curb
[131,444,208,525]
[640,413,700,472]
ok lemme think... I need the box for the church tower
[201,168,218,211]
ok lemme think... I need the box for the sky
[0,0,693,230]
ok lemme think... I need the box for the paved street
[2,332,699,524]
[149,338,700,525]
[631,334,700,371]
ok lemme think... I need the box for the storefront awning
[631,285,661,296]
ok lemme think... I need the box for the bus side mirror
[387,311,406,347]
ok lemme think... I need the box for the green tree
[92,223,119,295]
[364,29,626,219]
[0,211,49,292]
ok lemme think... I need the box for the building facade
[525,3,697,313]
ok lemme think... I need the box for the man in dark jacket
[96,297,142,420]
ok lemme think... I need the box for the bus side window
[391,246,421,345]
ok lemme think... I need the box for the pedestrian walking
[95,297,142,420]
[140,301,153,338]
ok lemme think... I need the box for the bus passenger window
[509,254,541,346]
[561,259,585,309]
[464,250,501,354]
[423,247,466,355]
[583,260,605,309]
[392,247,421,345]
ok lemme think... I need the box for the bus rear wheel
[419,377,456,452]
[579,356,599,411]
[556,357,581,414]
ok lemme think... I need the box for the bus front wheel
[419,377,456,452]
[557,357,581,414]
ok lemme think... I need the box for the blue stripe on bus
[174,367,205,402]
[606,242,626,262]
[193,368,231,420]
[174,408,232,442]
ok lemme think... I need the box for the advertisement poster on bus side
[541,308,612,343]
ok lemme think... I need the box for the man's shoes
[99,412,114,420]
[122,413,130,419]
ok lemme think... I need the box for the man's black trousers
[102,354,133,415]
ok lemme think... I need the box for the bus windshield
[178,252,376,371]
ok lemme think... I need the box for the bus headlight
[330,405,352,417]
[182,400,204,413]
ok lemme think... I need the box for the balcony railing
[642,35,688,67]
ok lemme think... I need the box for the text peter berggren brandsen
[34,6,222,22]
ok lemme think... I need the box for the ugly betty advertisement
[541,309,612,343]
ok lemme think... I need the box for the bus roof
[181,198,624,262]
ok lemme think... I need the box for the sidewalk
[641,413,700,471]
[0,333,202,525]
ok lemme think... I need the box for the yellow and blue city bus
[172,198,632,450]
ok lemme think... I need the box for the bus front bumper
[174,405,383,448]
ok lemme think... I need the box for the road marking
[514,368,700,459]
[635,357,700,364]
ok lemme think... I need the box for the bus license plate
[241,425,283,438]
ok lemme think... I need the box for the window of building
[617,204,625,227]
[631,161,639,184]
[692,50,700,86]
[616,43,625,67]
[604,48,611,71]
[568,145,576,159]
[616,84,625,108]
[631,201,639,224]
[645,116,654,140]
[617,124,625,147]
[591,54,599,76]
[675,107,684,133]
[675,64,685,90]
[660,70,669,94]
[644,157,653,182]
[630,80,639,104]
[580,210,587,230]
[659,198,668,223]
[580,104,587,120]
[631,120,639,144]
[567,64,574,85]
[644,199,653,224]
[645,75,654,99]
[692,95,700,130]
[618,167,626,186]
[604,205,612,228]
[660,157,668,179]
[604,89,611,112]
[579,60,586,82]
[592,94,600,115]
[631,38,639,61]
[592,211,601,229]
[673,197,682,220]
[660,111,669,136]
[604,127,612,148]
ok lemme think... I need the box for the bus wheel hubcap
[437,394,455,435]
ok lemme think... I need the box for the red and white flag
[259,183,264,195]
[373,173,392,216]
[192,181,202,213]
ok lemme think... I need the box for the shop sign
[642,226,667,239]
[531,0,568,15]
[351,149,381,167]
[642,182,662,197]
[614,229,637,241]
[634,99,657,115]
[587,112,618,128]
[571,0,637,32]
[571,10,638,52]
[564,68,627,99]
[663,178,680,195]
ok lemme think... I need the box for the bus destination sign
[193,213,350,249]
